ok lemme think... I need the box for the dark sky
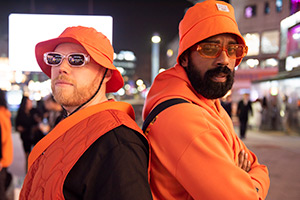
[0,0,193,82]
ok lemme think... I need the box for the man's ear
[104,69,112,83]
[179,52,189,68]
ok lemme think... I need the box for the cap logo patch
[216,3,230,12]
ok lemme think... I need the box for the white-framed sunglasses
[43,52,90,67]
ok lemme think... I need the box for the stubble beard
[51,74,100,107]
[185,63,235,99]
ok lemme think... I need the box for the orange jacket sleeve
[0,107,13,168]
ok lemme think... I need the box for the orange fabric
[28,100,135,170]
[0,106,13,168]
[142,65,270,200]
[177,0,246,66]
[21,101,146,199]
[35,26,123,93]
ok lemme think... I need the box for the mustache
[206,66,233,77]
[52,75,74,84]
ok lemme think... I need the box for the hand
[238,150,251,172]
[17,126,24,132]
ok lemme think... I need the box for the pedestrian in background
[20,26,152,199]
[30,95,64,146]
[142,1,269,199]
[43,94,64,130]
[15,95,35,171]
[249,98,262,131]
[260,96,269,130]
[237,93,253,139]
[221,94,232,118]
[0,89,13,200]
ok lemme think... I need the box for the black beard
[185,63,234,99]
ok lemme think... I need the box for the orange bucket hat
[35,26,124,93]
[177,0,246,66]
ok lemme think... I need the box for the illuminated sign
[287,23,300,56]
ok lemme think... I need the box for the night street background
[0,0,193,82]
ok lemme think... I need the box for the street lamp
[151,33,161,84]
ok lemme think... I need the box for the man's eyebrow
[228,41,238,44]
[200,39,238,44]
[201,39,220,43]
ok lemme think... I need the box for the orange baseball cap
[177,0,246,66]
[35,26,124,93]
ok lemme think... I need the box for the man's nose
[58,58,71,74]
[216,50,230,66]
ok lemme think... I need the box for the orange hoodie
[0,106,13,168]
[142,65,270,200]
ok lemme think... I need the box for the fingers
[245,160,251,172]
[241,153,250,172]
[238,150,251,172]
[238,150,245,167]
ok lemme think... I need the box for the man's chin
[197,83,232,99]
[53,92,73,106]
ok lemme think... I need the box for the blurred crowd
[221,93,300,137]
[15,94,64,172]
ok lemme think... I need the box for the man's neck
[64,97,108,116]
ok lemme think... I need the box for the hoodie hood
[143,64,217,120]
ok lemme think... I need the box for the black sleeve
[63,125,153,200]
[249,102,253,115]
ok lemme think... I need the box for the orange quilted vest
[20,101,148,200]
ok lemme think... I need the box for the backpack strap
[142,98,189,134]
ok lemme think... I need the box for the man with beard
[142,1,270,200]
[20,26,153,200]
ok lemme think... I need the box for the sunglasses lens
[235,46,246,58]
[227,45,244,58]
[227,45,237,57]
[68,54,85,66]
[200,44,220,57]
[46,53,62,65]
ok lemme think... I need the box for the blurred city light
[270,86,279,96]
[243,33,260,56]
[124,84,131,90]
[166,49,173,57]
[292,32,300,40]
[117,88,125,96]
[137,84,146,92]
[151,35,161,44]
[136,79,143,86]
[122,51,136,61]
[286,56,300,71]
[264,58,278,67]
[246,59,259,68]
[15,71,25,84]
[159,68,166,73]
[117,67,125,75]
